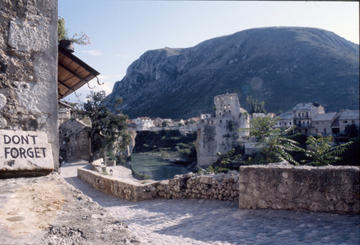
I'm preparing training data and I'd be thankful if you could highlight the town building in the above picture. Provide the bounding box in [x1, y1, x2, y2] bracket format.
[310, 112, 339, 136]
[58, 101, 73, 126]
[338, 110, 360, 135]
[132, 117, 155, 131]
[275, 111, 294, 129]
[293, 102, 325, 135]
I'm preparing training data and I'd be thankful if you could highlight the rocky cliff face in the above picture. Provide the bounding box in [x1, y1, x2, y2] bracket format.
[106, 27, 359, 119]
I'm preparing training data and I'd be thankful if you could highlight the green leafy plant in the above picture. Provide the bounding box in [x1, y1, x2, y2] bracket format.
[250, 116, 303, 165]
[303, 135, 352, 166]
[58, 17, 90, 45]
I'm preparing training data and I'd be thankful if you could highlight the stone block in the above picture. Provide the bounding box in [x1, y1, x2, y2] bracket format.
[0, 130, 53, 177]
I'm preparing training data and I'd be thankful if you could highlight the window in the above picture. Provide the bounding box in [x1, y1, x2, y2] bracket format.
[289, 122, 292, 125]
[344, 120, 348, 124]
[306, 112, 309, 117]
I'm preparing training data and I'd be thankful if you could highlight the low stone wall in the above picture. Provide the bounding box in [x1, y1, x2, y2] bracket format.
[78, 167, 239, 202]
[78, 168, 158, 201]
[78, 165, 360, 214]
[157, 172, 239, 201]
[238, 165, 360, 214]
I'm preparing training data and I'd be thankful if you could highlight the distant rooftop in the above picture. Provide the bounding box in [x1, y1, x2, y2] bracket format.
[312, 112, 337, 121]
[278, 111, 293, 120]
[339, 110, 360, 120]
[293, 102, 322, 110]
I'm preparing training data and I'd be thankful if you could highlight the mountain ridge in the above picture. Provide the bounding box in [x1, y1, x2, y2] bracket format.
[106, 27, 359, 119]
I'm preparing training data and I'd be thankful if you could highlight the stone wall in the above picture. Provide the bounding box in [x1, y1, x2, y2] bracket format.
[79, 165, 359, 214]
[0, 0, 59, 173]
[238, 165, 360, 214]
[78, 167, 239, 202]
[59, 119, 90, 162]
[78, 167, 159, 202]
[157, 172, 239, 201]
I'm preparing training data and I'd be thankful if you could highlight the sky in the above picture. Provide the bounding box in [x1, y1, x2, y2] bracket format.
[58, 1, 359, 103]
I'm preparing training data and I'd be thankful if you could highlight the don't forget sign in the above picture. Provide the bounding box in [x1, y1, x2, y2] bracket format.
[0, 130, 54, 171]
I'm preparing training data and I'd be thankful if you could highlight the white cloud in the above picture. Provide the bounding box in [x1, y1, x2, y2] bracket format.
[80, 49, 103, 56]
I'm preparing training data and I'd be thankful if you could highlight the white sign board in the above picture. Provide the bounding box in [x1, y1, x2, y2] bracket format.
[0, 130, 54, 171]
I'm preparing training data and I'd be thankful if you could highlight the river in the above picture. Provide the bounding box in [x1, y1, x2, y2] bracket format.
[130, 152, 190, 180]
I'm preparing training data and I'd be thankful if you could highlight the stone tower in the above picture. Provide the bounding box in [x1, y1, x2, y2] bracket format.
[196, 93, 250, 167]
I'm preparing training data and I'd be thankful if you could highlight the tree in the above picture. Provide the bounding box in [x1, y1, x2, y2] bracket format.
[303, 135, 352, 166]
[77, 91, 129, 162]
[246, 96, 266, 114]
[250, 116, 302, 165]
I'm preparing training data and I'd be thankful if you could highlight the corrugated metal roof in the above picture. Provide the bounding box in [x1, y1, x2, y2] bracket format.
[58, 46, 100, 99]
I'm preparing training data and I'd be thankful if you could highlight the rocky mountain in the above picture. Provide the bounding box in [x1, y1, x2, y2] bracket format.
[106, 27, 359, 119]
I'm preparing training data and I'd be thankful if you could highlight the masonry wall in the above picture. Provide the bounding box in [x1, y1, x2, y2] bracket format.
[79, 165, 359, 214]
[238, 165, 360, 214]
[59, 119, 90, 162]
[157, 172, 239, 201]
[78, 167, 239, 202]
[0, 0, 58, 171]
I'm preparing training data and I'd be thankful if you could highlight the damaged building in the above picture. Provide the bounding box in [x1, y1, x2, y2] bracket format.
[196, 93, 250, 166]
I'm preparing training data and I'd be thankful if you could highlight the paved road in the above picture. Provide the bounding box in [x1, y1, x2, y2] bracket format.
[61, 162, 360, 245]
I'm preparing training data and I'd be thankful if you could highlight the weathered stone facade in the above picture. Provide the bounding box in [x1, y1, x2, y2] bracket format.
[196, 93, 249, 166]
[59, 119, 90, 162]
[157, 172, 239, 201]
[0, 0, 59, 174]
[238, 165, 360, 214]
[58, 101, 72, 126]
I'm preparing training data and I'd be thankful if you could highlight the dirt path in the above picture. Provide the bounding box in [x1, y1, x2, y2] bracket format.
[61, 162, 360, 245]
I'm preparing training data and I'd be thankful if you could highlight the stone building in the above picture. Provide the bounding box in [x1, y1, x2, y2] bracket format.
[338, 110, 360, 135]
[293, 102, 325, 135]
[196, 93, 250, 166]
[0, 0, 58, 175]
[58, 101, 73, 126]
[310, 112, 338, 136]
[275, 111, 294, 129]
[132, 117, 155, 130]
[59, 119, 91, 162]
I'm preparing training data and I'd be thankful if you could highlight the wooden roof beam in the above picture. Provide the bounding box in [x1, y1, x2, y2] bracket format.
[58, 63, 85, 81]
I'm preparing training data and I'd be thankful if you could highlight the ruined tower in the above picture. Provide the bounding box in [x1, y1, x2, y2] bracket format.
[196, 93, 250, 167]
